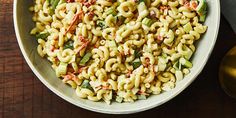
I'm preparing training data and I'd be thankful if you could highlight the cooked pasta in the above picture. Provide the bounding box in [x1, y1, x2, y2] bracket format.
[30, 0, 208, 104]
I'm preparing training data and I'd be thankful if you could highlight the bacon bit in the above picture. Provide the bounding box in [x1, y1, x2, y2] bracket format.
[54, 36, 59, 41]
[150, 65, 156, 73]
[75, 40, 90, 53]
[67, 65, 75, 73]
[184, 1, 191, 8]
[83, 0, 96, 7]
[62, 74, 72, 82]
[54, 57, 59, 65]
[93, 44, 99, 48]
[78, 35, 87, 42]
[157, 35, 163, 40]
[143, 63, 148, 68]
[142, 58, 150, 67]
[154, 59, 158, 65]
[145, 58, 150, 65]
[157, 35, 163, 44]
[132, 0, 139, 3]
[167, 46, 172, 49]
[63, 72, 79, 84]
[150, 10, 156, 17]
[124, 49, 131, 55]
[160, 6, 169, 10]
[93, 40, 100, 48]
[63, 72, 73, 80]
[64, 11, 84, 35]
[50, 46, 55, 52]
[138, 91, 149, 96]
[55, 57, 59, 61]
[76, 0, 84, 2]
[78, 66, 88, 73]
[119, 52, 126, 63]
[126, 70, 132, 77]
[67, 0, 75, 2]
[102, 85, 110, 90]
[87, 11, 94, 20]
[145, 58, 150, 63]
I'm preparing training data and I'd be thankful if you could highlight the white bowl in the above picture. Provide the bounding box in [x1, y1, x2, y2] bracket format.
[13, 0, 220, 114]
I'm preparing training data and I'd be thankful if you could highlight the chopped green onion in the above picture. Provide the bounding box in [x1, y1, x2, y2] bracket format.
[81, 80, 93, 91]
[63, 40, 74, 50]
[142, 18, 153, 27]
[196, 0, 207, 22]
[50, 0, 54, 5]
[60, 0, 66, 4]
[106, 7, 117, 16]
[144, 0, 151, 7]
[138, 2, 148, 18]
[162, 53, 168, 58]
[137, 95, 147, 100]
[79, 52, 92, 66]
[138, 0, 150, 6]
[196, 0, 207, 14]
[115, 96, 123, 103]
[179, 57, 193, 68]
[173, 61, 181, 70]
[52, 0, 60, 10]
[48, 8, 54, 15]
[55, 62, 68, 77]
[134, 50, 142, 58]
[46, 0, 51, 4]
[36, 32, 50, 40]
[138, 0, 145, 3]
[132, 58, 142, 69]
[199, 14, 206, 22]
[96, 20, 106, 29]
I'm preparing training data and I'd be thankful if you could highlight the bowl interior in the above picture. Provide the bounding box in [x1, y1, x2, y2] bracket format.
[14, 0, 220, 114]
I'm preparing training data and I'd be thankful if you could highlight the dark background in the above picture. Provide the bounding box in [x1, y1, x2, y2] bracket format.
[1, 0, 236, 118]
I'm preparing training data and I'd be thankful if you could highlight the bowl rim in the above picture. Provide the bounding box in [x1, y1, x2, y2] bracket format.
[13, 0, 221, 114]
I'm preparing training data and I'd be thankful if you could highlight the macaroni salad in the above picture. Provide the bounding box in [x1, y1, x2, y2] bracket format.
[30, 0, 208, 104]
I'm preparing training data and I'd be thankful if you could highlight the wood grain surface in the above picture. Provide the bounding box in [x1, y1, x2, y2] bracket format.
[1, 0, 236, 118]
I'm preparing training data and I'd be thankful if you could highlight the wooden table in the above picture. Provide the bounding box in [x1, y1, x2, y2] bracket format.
[1, 1, 236, 118]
